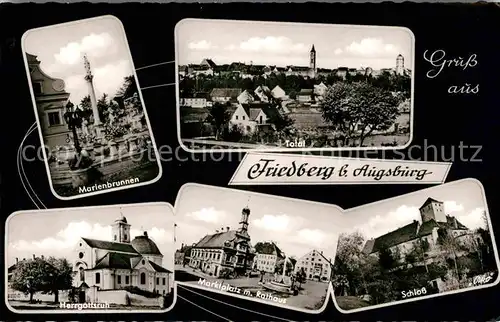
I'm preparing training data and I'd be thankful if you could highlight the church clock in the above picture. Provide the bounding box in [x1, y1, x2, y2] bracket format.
[52, 79, 65, 92]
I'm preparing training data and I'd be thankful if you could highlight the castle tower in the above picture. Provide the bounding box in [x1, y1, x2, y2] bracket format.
[419, 198, 447, 223]
[238, 206, 251, 238]
[83, 54, 104, 137]
[309, 45, 316, 70]
[396, 54, 404, 75]
[112, 214, 131, 243]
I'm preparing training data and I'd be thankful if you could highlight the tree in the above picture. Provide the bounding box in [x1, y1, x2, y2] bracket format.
[437, 228, 461, 279]
[321, 82, 401, 146]
[205, 103, 231, 140]
[97, 93, 110, 123]
[275, 257, 296, 275]
[332, 232, 368, 295]
[45, 257, 73, 303]
[10, 258, 57, 303]
[80, 95, 91, 111]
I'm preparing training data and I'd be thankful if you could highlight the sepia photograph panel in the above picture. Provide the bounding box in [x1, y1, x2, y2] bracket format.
[5, 203, 175, 313]
[175, 19, 414, 152]
[174, 183, 345, 313]
[22, 15, 162, 200]
[331, 179, 499, 313]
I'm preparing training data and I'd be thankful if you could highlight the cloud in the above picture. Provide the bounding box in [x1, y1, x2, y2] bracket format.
[444, 201, 464, 213]
[354, 205, 421, 238]
[252, 214, 291, 232]
[342, 38, 400, 57]
[54, 32, 116, 65]
[186, 207, 226, 223]
[457, 207, 486, 230]
[188, 40, 217, 51]
[334, 48, 343, 55]
[9, 221, 171, 258]
[234, 36, 309, 54]
[64, 59, 131, 104]
[296, 229, 331, 247]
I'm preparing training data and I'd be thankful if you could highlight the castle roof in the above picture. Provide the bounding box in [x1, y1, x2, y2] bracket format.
[419, 197, 442, 209]
[364, 215, 469, 254]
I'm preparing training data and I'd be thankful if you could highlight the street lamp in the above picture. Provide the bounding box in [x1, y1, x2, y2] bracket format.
[64, 101, 84, 154]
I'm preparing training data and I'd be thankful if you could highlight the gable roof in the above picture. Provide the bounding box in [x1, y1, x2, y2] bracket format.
[149, 261, 172, 273]
[81, 238, 139, 254]
[210, 88, 242, 99]
[201, 59, 217, 68]
[367, 215, 469, 254]
[419, 197, 443, 210]
[194, 229, 250, 249]
[240, 103, 280, 121]
[93, 252, 141, 270]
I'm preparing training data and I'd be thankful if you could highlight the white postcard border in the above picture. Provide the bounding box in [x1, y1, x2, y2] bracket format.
[4, 201, 177, 314]
[174, 18, 416, 153]
[21, 15, 164, 201]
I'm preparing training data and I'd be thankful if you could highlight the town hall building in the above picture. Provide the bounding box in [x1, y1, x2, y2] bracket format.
[188, 206, 255, 278]
[73, 215, 172, 300]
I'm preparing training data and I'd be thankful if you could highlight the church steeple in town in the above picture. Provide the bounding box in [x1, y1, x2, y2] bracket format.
[112, 212, 131, 243]
[309, 44, 317, 77]
[238, 205, 251, 237]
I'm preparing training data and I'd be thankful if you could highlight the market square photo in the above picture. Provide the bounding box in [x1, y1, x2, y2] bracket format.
[5, 203, 175, 313]
[175, 19, 414, 152]
[173, 184, 345, 313]
[22, 15, 162, 199]
[331, 179, 499, 313]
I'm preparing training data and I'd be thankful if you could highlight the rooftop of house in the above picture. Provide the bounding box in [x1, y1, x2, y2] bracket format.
[193, 229, 251, 249]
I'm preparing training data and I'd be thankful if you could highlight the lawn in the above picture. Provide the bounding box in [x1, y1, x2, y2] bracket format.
[335, 296, 371, 310]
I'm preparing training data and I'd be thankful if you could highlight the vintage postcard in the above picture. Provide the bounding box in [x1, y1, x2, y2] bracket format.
[5, 202, 175, 313]
[331, 179, 499, 313]
[175, 18, 415, 152]
[21, 15, 162, 200]
[173, 183, 345, 313]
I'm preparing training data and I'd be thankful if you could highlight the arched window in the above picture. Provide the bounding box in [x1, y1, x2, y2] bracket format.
[140, 272, 146, 284]
[79, 267, 85, 282]
[124, 234, 128, 241]
[114, 235, 117, 241]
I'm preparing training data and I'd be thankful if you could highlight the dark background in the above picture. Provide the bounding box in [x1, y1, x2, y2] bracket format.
[0, 2, 499, 321]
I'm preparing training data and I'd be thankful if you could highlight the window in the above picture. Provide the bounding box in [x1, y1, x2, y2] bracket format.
[124, 234, 128, 241]
[163, 290, 166, 295]
[114, 235, 117, 241]
[156, 277, 159, 284]
[235, 115, 238, 120]
[163, 277, 166, 285]
[117, 275, 121, 284]
[95, 272, 101, 284]
[79, 267, 85, 282]
[142, 259, 146, 265]
[32, 82, 42, 95]
[242, 116, 246, 120]
[259, 115, 263, 123]
[125, 276, 129, 284]
[47, 112, 61, 126]
[78, 252, 84, 259]
[140, 272, 146, 284]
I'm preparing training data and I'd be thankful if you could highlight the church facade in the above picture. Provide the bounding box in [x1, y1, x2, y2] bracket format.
[26, 53, 71, 149]
[73, 215, 172, 298]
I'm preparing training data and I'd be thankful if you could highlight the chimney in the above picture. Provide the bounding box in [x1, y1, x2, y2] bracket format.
[15, 258, 18, 264]
[144, 231, 148, 237]
[320, 251, 323, 255]
[226, 226, 230, 232]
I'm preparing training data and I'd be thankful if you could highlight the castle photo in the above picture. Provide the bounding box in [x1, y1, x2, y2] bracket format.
[22, 16, 161, 199]
[174, 184, 341, 312]
[331, 180, 499, 312]
[176, 19, 414, 151]
[6, 203, 175, 312]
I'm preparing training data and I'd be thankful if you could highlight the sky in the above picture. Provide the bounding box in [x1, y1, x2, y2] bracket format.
[6, 203, 175, 273]
[23, 16, 135, 105]
[341, 179, 490, 240]
[175, 185, 346, 262]
[176, 19, 414, 70]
